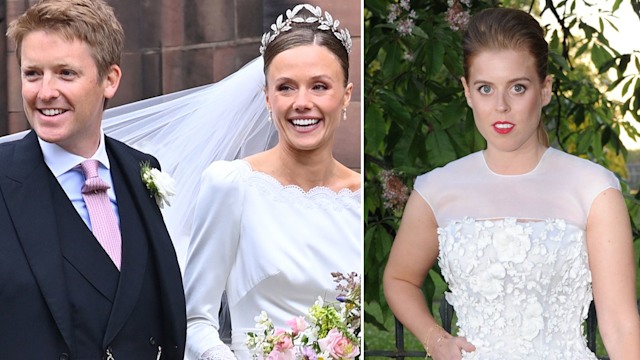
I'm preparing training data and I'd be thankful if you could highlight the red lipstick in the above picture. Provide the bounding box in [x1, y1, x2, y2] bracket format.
[493, 121, 514, 134]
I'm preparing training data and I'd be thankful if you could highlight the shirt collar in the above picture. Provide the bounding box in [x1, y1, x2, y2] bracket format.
[38, 131, 111, 177]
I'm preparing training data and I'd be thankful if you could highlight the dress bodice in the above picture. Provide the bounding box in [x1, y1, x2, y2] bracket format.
[438, 218, 596, 359]
[413, 148, 620, 359]
[184, 160, 361, 360]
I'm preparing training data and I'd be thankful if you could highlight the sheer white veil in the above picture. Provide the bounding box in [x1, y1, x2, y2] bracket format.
[0, 56, 277, 269]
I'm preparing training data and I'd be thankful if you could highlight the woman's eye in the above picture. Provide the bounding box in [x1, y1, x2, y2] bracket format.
[513, 84, 526, 93]
[277, 84, 294, 92]
[312, 83, 328, 91]
[478, 85, 492, 94]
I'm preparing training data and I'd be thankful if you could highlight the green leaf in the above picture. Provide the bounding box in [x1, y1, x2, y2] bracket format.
[365, 104, 386, 154]
[426, 131, 457, 167]
[382, 41, 402, 78]
[612, 0, 623, 12]
[429, 41, 445, 77]
[363, 301, 388, 331]
[591, 44, 612, 70]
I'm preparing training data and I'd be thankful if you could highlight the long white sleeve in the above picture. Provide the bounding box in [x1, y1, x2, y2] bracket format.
[184, 161, 245, 360]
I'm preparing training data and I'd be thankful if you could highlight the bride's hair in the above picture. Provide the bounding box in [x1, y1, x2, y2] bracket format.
[261, 6, 351, 86]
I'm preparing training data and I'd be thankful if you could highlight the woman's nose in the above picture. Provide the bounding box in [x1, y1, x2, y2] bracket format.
[293, 89, 312, 111]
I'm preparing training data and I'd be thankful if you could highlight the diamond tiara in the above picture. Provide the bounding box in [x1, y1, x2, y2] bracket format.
[259, 4, 352, 55]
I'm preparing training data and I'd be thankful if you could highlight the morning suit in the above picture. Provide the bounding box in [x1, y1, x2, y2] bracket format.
[0, 131, 186, 359]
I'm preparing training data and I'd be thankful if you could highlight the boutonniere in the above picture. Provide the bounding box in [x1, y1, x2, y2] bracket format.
[140, 161, 176, 209]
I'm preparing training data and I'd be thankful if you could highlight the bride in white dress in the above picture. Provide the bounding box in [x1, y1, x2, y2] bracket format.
[182, 4, 361, 360]
[383, 8, 640, 360]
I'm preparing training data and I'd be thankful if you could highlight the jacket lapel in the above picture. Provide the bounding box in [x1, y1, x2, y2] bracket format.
[1, 131, 74, 350]
[102, 137, 186, 353]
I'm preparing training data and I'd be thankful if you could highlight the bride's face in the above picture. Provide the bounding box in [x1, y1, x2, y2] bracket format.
[265, 44, 353, 153]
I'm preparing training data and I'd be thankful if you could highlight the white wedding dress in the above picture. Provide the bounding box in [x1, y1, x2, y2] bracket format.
[414, 147, 619, 359]
[183, 160, 362, 360]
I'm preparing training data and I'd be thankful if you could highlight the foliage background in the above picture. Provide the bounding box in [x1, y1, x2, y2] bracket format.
[364, 0, 640, 356]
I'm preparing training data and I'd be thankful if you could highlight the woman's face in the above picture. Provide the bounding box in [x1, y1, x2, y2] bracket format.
[265, 44, 352, 154]
[461, 49, 551, 154]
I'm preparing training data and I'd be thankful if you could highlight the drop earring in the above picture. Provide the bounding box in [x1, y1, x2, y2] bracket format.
[268, 110, 272, 122]
[342, 108, 347, 121]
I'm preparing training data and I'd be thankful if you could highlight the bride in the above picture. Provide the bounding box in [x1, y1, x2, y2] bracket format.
[182, 4, 361, 360]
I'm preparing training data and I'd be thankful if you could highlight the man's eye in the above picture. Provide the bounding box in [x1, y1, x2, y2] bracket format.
[60, 70, 76, 78]
[23, 70, 39, 79]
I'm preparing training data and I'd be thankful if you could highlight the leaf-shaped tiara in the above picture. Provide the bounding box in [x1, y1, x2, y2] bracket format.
[259, 4, 352, 55]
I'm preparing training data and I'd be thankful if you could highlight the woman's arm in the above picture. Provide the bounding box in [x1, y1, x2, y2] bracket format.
[383, 191, 474, 359]
[183, 162, 244, 360]
[587, 188, 640, 359]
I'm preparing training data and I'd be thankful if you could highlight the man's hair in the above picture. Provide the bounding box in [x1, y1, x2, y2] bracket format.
[6, 0, 124, 80]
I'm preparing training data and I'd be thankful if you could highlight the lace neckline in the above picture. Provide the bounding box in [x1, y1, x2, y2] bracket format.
[237, 159, 362, 198]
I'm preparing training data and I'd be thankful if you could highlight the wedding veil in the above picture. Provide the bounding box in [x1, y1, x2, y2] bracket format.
[0, 56, 277, 268]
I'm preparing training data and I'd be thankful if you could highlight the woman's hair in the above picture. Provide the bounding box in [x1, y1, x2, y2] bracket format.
[462, 7, 549, 145]
[262, 9, 350, 87]
[6, 0, 124, 81]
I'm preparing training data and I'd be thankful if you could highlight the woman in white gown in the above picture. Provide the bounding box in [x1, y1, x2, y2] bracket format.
[182, 4, 361, 360]
[383, 8, 640, 360]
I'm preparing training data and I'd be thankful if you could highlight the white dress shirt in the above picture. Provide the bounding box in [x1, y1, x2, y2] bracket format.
[38, 132, 120, 230]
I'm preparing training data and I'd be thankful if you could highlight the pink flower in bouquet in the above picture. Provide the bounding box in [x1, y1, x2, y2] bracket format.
[286, 316, 309, 336]
[318, 329, 360, 359]
[267, 349, 295, 360]
[299, 346, 318, 360]
[273, 328, 294, 352]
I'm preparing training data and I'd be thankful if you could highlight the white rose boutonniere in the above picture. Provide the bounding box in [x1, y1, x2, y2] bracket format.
[140, 161, 176, 209]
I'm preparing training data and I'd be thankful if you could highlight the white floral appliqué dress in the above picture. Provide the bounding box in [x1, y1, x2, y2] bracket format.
[414, 148, 619, 359]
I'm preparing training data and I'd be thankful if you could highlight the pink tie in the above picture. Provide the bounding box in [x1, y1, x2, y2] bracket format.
[80, 159, 122, 270]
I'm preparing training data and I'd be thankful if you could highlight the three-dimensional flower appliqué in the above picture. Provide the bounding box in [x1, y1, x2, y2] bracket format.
[140, 161, 176, 209]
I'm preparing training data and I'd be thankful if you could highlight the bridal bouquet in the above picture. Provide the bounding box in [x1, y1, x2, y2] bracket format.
[247, 272, 361, 360]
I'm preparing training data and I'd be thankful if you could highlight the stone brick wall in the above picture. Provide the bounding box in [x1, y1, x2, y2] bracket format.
[1, 0, 361, 171]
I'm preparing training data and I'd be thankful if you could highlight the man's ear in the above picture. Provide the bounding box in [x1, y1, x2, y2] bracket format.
[103, 64, 122, 100]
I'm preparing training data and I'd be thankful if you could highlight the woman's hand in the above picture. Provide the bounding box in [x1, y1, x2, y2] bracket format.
[426, 332, 476, 360]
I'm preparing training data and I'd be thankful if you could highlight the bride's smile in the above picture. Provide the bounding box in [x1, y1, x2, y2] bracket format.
[265, 44, 352, 153]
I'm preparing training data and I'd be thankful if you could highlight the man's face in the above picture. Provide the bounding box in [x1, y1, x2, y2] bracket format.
[19, 30, 121, 157]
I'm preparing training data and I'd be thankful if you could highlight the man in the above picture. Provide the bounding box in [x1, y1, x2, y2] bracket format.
[0, 0, 186, 358]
